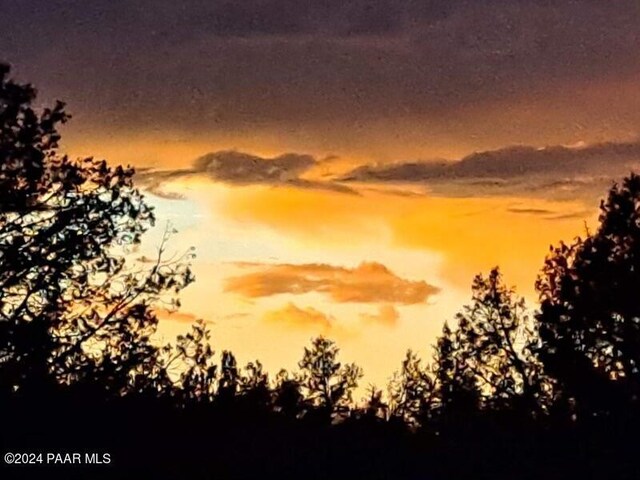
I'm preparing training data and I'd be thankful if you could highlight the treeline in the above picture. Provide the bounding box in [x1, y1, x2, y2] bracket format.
[2, 63, 640, 479]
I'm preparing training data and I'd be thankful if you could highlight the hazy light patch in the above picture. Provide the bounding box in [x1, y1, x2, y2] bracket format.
[138, 179, 448, 388]
[140, 171, 597, 390]
[220, 184, 594, 296]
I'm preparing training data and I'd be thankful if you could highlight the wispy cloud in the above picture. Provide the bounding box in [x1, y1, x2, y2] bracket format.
[262, 302, 400, 338]
[155, 308, 211, 325]
[263, 302, 333, 332]
[135, 150, 357, 198]
[225, 261, 439, 305]
[359, 304, 399, 327]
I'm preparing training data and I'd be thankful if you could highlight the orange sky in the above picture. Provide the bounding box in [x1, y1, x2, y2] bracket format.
[119, 175, 600, 392]
[6, 0, 640, 392]
[52, 83, 634, 391]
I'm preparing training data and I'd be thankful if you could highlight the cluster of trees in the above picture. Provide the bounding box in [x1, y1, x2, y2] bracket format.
[2, 63, 640, 479]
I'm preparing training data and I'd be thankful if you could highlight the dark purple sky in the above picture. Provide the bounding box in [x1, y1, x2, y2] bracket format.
[2, 0, 640, 163]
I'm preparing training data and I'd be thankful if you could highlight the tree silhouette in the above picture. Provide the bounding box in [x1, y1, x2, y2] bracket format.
[0, 63, 193, 396]
[217, 350, 240, 404]
[237, 360, 272, 411]
[170, 320, 217, 404]
[273, 368, 306, 419]
[388, 270, 549, 429]
[359, 385, 388, 421]
[298, 336, 363, 420]
[431, 322, 481, 427]
[454, 268, 548, 415]
[536, 174, 640, 419]
[387, 350, 436, 427]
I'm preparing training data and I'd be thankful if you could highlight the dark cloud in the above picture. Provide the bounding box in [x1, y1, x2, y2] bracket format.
[137, 140, 640, 202]
[135, 151, 357, 196]
[0, 0, 456, 45]
[1, 0, 638, 147]
[194, 151, 315, 183]
[506, 207, 555, 216]
[338, 140, 640, 201]
[135, 168, 191, 200]
[341, 142, 640, 181]
[505, 207, 593, 221]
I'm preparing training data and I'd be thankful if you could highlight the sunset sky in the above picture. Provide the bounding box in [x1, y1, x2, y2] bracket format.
[2, 0, 640, 390]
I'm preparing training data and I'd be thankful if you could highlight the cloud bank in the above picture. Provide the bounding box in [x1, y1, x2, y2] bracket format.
[138, 140, 640, 202]
[339, 141, 640, 201]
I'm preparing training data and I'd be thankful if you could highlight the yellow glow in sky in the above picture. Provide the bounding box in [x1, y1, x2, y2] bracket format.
[136, 178, 597, 391]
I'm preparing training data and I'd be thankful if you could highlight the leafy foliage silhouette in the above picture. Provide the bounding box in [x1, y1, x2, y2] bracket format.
[0, 64, 193, 400]
[453, 269, 549, 414]
[297, 336, 363, 421]
[536, 173, 640, 419]
[1, 63, 640, 479]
